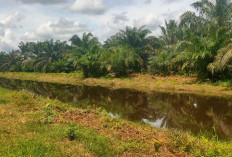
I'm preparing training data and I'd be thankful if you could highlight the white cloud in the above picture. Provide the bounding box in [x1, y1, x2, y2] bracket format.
[97, 12, 130, 41]
[0, 12, 24, 29]
[17, 0, 68, 5]
[0, 0, 197, 50]
[133, 13, 162, 31]
[144, 0, 152, 4]
[69, 0, 108, 15]
[0, 29, 17, 51]
[161, 0, 182, 4]
[0, 12, 25, 51]
[21, 18, 91, 42]
[112, 12, 128, 24]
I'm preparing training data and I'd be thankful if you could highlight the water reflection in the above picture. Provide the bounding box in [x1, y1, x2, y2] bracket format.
[0, 77, 232, 140]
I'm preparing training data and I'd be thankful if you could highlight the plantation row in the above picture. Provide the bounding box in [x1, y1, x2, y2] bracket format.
[0, 0, 231, 81]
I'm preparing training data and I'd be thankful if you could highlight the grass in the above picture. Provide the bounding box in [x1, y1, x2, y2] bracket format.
[64, 125, 115, 157]
[0, 72, 232, 97]
[0, 87, 232, 156]
[211, 80, 232, 87]
[0, 88, 10, 105]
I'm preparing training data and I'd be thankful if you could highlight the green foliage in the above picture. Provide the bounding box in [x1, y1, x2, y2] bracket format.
[2, 139, 57, 157]
[108, 46, 142, 77]
[149, 48, 176, 75]
[10, 91, 35, 107]
[50, 59, 71, 73]
[0, 88, 10, 105]
[40, 103, 56, 124]
[170, 132, 232, 157]
[67, 33, 108, 78]
[154, 142, 160, 152]
[149, 0, 232, 80]
[0, 0, 231, 81]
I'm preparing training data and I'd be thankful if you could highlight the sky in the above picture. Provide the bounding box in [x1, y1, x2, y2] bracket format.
[0, 0, 197, 52]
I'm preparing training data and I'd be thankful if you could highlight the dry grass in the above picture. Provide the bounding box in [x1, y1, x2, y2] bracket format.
[0, 87, 232, 156]
[0, 72, 231, 97]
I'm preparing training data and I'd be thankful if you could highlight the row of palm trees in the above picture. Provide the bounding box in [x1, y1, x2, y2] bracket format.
[0, 0, 231, 81]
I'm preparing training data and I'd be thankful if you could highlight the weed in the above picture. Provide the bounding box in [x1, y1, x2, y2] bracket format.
[64, 125, 115, 157]
[10, 91, 35, 107]
[1, 139, 57, 157]
[64, 126, 76, 141]
[40, 103, 56, 124]
[154, 142, 160, 152]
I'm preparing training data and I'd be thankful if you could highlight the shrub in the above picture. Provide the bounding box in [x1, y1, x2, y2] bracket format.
[108, 47, 142, 77]
[40, 103, 56, 124]
[11, 91, 35, 107]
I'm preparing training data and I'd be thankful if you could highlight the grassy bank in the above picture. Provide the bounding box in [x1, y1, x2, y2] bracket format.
[0, 87, 232, 156]
[0, 72, 232, 97]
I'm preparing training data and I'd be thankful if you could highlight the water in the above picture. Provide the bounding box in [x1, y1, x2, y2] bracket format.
[0, 77, 232, 140]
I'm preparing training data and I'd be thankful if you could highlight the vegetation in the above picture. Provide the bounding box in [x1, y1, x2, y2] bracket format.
[1, 72, 232, 97]
[0, 87, 232, 156]
[0, 0, 231, 82]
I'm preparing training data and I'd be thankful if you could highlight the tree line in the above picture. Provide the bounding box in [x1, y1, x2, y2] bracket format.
[0, 0, 231, 81]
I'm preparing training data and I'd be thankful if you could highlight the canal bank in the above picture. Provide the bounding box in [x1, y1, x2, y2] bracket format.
[0, 72, 232, 97]
[0, 86, 232, 156]
[0, 77, 232, 140]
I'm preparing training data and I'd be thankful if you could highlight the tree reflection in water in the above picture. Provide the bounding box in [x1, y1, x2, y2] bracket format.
[0, 77, 231, 140]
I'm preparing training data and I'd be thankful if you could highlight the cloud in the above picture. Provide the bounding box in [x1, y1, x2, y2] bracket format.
[0, 0, 196, 51]
[0, 12, 25, 29]
[17, 0, 68, 5]
[112, 12, 128, 24]
[0, 29, 17, 51]
[133, 13, 162, 31]
[69, 0, 108, 15]
[144, 0, 152, 4]
[104, 0, 135, 7]
[161, 0, 182, 4]
[107, 12, 129, 31]
[96, 12, 130, 41]
[0, 12, 25, 51]
[21, 18, 91, 41]
[161, 10, 184, 21]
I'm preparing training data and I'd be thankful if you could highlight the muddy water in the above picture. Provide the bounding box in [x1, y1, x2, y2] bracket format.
[0, 77, 232, 140]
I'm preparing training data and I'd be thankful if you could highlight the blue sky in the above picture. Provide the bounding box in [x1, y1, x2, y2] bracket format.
[0, 0, 197, 52]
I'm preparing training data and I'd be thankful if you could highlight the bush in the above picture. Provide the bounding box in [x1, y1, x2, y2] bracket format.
[40, 103, 56, 124]
[108, 47, 142, 77]
[11, 91, 35, 107]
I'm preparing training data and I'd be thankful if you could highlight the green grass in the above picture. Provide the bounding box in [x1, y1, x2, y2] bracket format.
[2, 139, 58, 157]
[0, 86, 232, 156]
[212, 80, 232, 87]
[0, 88, 10, 105]
[64, 125, 115, 157]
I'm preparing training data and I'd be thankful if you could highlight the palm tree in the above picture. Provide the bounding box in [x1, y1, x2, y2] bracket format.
[174, 0, 232, 79]
[69, 33, 100, 54]
[50, 59, 71, 73]
[23, 40, 69, 72]
[67, 33, 105, 77]
[0, 51, 22, 72]
[67, 33, 100, 69]
[112, 26, 156, 71]
[159, 20, 182, 46]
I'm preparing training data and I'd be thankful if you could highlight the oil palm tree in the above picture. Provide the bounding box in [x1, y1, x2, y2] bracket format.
[23, 40, 68, 72]
[159, 20, 182, 46]
[113, 26, 156, 70]
[67, 33, 100, 69]
[67, 33, 105, 77]
[0, 51, 22, 72]
[168, 0, 232, 79]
